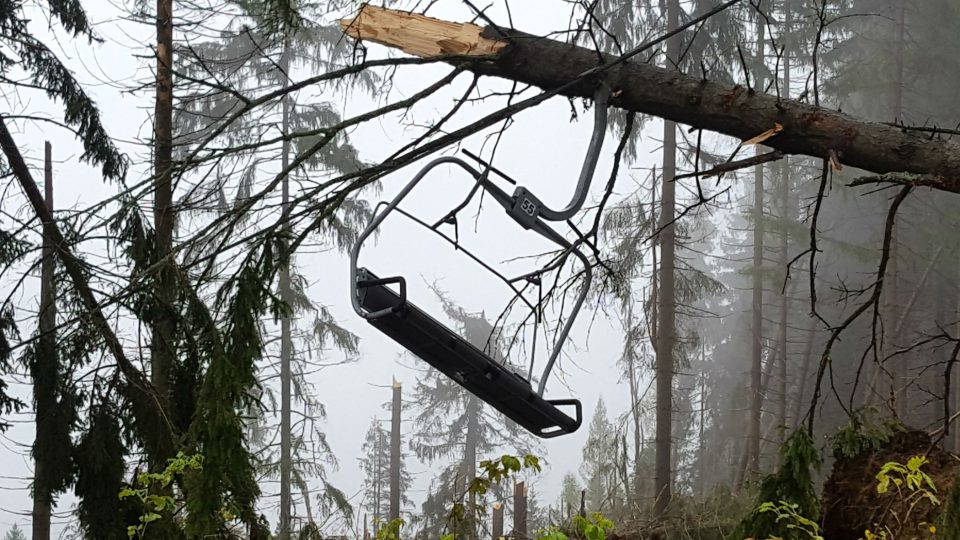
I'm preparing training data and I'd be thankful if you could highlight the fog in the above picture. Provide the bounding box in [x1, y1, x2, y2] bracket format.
[0, 0, 958, 538]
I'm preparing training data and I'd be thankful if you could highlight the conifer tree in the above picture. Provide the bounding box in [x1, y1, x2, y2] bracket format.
[359, 418, 413, 531]
[409, 294, 533, 539]
[580, 398, 620, 514]
[174, 1, 370, 535]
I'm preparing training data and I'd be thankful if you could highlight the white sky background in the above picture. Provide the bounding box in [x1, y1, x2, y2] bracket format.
[0, 0, 689, 534]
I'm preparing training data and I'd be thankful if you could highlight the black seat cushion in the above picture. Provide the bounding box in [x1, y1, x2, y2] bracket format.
[357, 268, 581, 438]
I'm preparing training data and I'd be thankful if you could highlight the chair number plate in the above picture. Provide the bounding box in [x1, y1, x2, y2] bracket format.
[520, 198, 538, 217]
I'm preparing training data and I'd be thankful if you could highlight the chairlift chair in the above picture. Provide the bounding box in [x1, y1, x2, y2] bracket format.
[350, 87, 610, 438]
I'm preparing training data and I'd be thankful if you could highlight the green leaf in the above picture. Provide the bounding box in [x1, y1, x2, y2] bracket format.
[450, 502, 465, 522]
[501, 455, 521, 472]
[907, 455, 928, 472]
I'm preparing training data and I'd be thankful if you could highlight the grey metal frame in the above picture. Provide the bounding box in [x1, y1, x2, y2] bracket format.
[349, 88, 609, 396]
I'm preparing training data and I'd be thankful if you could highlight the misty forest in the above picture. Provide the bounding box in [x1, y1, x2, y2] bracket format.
[2, 0, 960, 539]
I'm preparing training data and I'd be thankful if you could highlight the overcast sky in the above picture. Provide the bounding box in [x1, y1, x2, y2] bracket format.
[0, 1, 671, 534]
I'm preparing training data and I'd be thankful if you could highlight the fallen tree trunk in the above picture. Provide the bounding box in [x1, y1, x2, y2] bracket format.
[341, 5, 960, 193]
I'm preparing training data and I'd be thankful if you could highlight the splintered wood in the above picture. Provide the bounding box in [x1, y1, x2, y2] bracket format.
[340, 4, 506, 58]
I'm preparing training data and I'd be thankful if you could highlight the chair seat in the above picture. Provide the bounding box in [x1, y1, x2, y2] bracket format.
[357, 268, 581, 438]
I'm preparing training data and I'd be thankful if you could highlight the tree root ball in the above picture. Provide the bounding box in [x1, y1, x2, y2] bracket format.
[822, 429, 959, 540]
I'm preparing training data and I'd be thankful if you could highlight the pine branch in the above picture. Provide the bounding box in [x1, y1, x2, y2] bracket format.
[0, 114, 175, 452]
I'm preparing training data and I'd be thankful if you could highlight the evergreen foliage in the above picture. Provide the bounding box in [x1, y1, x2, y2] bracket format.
[733, 430, 821, 540]
[73, 405, 136, 539]
[830, 410, 899, 461]
[581, 398, 621, 514]
[173, 0, 369, 532]
[940, 473, 960, 540]
[0, 0, 126, 180]
[409, 292, 534, 538]
[0, 301, 23, 432]
[560, 472, 583, 516]
[359, 417, 414, 526]
[4, 0, 960, 537]
[2, 524, 25, 540]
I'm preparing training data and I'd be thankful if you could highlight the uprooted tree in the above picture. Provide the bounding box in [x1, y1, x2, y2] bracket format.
[340, 5, 960, 191]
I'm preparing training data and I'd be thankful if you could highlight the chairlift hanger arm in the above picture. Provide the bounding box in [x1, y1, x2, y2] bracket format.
[538, 88, 609, 221]
[503, 87, 609, 228]
[349, 88, 609, 438]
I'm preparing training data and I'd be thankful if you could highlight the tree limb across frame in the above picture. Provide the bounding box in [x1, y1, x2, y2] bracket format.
[341, 5, 960, 193]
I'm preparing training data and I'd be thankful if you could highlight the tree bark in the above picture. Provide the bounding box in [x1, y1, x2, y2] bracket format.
[620, 433, 630, 513]
[492, 503, 503, 540]
[747, 12, 767, 482]
[374, 423, 382, 533]
[513, 481, 527, 540]
[389, 380, 402, 523]
[653, 0, 678, 518]
[463, 395, 480, 540]
[748, 161, 764, 479]
[792, 317, 817, 428]
[152, 0, 176, 474]
[776, 209, 789, 459]
[279, 38, 294, 540]
[32, 141, 55, 540]
[626, 341, 641, 500]
[776, 8, 792, 461]
[340, 6, 960, 190]
[955, 242, 960, 452]
[697, 350, 706, 499]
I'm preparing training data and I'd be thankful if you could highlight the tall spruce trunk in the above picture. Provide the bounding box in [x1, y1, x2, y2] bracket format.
[389, 381, 402, 522]
[278, 39, 294, 540]
[697, 348, 706, 499]
[627, 343, 641, 502]
[747, 156, 764, 477]
[620, 433, 630, 512]
[150, 3, 177, 537]
[32, 142, 55, 540]
[374, 423, 383, 534]
[152, 0, 175, 459]
[955, 243, 960, 451]
[792, 318, 817, 428]
[464, 395, 480, 540]
[746, 12, 767, 483]
[653, 0, 679, 517]
[888, 0, 906, 420]
[775, 7, 792, 460]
